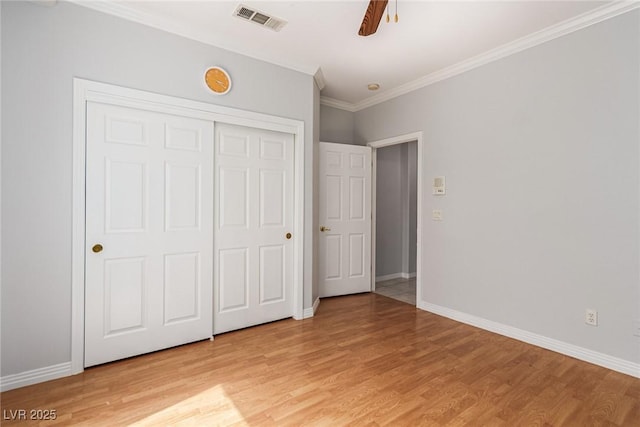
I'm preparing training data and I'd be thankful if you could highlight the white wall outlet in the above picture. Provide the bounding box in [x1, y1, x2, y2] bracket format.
[432, 209, 443, 221]
[585, 309, 598, 326]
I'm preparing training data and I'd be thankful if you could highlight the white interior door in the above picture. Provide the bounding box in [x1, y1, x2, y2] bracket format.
[319, 142, 372, 297]
[85, 102, 213, 367]
[214, 123, 294, 334]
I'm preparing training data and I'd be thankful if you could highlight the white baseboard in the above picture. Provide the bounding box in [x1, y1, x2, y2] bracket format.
[3, 297, 322, 392]
[417, 300, 640, 379]
[376, 273, 402, 282]
[0, 362, 73, 392]
[376, 272, 416, 282]
[302, 297, 320, 319]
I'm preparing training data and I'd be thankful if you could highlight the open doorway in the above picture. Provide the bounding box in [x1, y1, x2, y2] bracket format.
[373, 141, 417, 304]
[368, 132, 423, 307]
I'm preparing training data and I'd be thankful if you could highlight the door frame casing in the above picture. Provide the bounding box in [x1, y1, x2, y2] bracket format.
[367, 132, 423, 303]
[72, 78, 305, 374]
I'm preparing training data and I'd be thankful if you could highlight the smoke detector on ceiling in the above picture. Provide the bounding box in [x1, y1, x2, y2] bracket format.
[233, 4, 287, 32]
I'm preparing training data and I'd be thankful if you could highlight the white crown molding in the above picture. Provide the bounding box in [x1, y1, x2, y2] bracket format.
[319, 96, 357, 113]
[29, 0, 58, 6]
[313, 68, 326, 91]
[70, 1, 638, 112]
[418, 300, 640, 379]
[67, 0, 319, 77]
[322, 1, 640, 112]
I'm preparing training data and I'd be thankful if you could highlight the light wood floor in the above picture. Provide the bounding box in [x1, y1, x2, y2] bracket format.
[2, 293, 639, 426]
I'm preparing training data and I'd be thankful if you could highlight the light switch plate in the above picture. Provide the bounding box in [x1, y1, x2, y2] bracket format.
[432, 209, 443, 221]
[433, 176, 445, 195]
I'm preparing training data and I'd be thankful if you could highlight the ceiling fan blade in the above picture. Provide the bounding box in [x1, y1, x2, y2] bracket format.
[358, 0, 389, 36]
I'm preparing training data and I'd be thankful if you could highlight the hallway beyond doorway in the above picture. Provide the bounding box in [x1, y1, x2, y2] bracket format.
[374, 277, 416, 305]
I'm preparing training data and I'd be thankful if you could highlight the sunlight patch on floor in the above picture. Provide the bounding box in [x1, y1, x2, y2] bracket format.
[132, 384, 248, 426]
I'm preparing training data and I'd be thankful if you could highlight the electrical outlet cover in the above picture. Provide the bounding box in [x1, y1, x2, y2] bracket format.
[585, 309, 598, 326]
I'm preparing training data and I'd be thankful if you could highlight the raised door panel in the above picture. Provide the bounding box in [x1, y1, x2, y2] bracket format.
[325, 150, 342, 169]
[259, 137, 285, 160]
[219, 133, 249, 158]
[165, 163, 201, 231]
[259, 245, 285, 304]
[349, 234, 365, 278]
[106, 116, 147, 146]
[325, 235, 342, 280]
[164, 253, 200, 324]
[350, 153, 365, 170]
[349, 177, 365, 221]
[105, 159, 147, 233]
[165, 123, 201, 152]
[219, 248, 249, 312]
[260, 170, 285, 227]
[325, 175, 342, 221]
[219, 168, 249, 229]
[103, 257, 146, 335]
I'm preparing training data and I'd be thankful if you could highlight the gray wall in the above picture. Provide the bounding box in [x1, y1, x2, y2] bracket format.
[376, 143, 417, 278]
[376, 145, 403, 277]
[319, 104, 358, 144]
[356, 11, 640, 363]
[1, 2, 315, 377]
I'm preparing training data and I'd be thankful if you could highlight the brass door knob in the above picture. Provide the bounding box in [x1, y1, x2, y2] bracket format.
[92, 244, 103, 253]
[320, 226, 331, 232]
[286, 232, 292, 239]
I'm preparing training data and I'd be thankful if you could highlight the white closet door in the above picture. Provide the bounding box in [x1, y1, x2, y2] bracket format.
[85, 102, 213, 367]
[214, 123, 294, 334]
[318, 142, 372, 297]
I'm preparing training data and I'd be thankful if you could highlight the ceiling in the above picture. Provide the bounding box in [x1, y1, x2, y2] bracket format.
[77, 1, 622, 110]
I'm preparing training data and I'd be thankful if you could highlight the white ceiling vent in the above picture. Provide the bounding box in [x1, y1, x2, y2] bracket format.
[233, 4, 287, 32]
